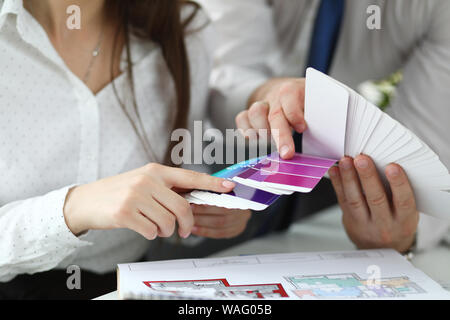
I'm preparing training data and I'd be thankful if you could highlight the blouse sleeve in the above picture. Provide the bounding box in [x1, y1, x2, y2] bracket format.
[0, 186, 92, 282]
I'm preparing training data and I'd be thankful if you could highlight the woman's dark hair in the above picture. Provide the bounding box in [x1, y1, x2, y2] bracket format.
[107, 0, 200, 164]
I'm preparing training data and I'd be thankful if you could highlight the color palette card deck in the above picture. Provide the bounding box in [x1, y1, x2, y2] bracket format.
[186, 68, 450, 219]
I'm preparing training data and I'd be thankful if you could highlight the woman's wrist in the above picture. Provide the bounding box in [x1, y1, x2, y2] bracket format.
[63, 186, 88, 236]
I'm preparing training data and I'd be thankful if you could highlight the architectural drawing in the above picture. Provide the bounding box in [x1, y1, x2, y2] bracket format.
[143, 278, 289, 299]
[286, 273, 425, 299]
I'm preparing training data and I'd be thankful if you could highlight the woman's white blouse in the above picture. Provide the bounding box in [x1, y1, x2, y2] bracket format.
[0, 0, 214, 281]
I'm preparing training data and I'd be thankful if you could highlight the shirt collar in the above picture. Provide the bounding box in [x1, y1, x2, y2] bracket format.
[0, 0, 68, 74]
[0, 0, 24, 30]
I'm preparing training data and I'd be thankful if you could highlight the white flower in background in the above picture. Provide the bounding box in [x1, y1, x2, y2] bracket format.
[357, 72, 403, 110]
[358, 81, 384, 106]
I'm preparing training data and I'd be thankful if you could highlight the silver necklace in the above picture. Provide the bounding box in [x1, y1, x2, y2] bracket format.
[82, 27, 104, 84]
[28, 0, 105, 84]
[29, 1, 159, 162]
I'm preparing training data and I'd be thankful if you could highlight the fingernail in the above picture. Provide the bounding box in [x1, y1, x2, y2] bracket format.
[328, 167, 337, 177]
[251, 101, 261, 108]
[295, 123, 305, 132]
[386, 165, 400, 177]
[355, 158, 369, 169]
[339, 158, 352, 170]
[252, 101, 268, 108]
[280, 145, 290, 157]
[222, 180, 235, 188]
[181, 231, 191, 239]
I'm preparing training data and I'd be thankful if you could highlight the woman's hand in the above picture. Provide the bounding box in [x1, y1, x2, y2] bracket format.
[190, 205, 252, 239]
[63, 163, 235, 240]
[235, 78, 306, 159]
[329, 155, 419, 253]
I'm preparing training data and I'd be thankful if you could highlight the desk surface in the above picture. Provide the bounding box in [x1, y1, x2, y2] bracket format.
[95, 205, 450, 300]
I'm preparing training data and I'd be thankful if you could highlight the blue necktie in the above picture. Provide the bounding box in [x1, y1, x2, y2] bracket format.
[293, 0, 345, 152]
[256, 0, 345, 237]
[306, 0, 345, 73]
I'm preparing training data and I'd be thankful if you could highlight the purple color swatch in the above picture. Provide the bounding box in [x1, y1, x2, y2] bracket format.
[193, 152, 337, 209]
[268, 152, 337, 167]
[236, 152, 337, 192]
[226, 182, 280, 206]
[238, 167, 321, 190]
[254, 160, 329, 178]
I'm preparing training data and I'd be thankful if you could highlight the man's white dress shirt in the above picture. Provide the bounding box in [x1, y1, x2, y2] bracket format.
[0, 0, 213, 281]
[199, 0, 450, 251]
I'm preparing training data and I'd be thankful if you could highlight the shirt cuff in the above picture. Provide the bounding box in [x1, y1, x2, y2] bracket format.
[39, 185, 93, 251]
[416, 212, 450, 251]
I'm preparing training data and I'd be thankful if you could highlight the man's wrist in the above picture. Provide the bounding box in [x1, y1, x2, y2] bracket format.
[247, 77, 292, 107]
[402, 233, 417, 260]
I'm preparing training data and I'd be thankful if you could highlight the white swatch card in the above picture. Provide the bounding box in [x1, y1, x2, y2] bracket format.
[303, 68, 450, 220]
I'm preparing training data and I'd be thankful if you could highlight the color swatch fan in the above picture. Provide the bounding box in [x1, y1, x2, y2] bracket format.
[302, 68, 450, 220]
[186, 68, 450, 220]
[185, 153, 337, 211]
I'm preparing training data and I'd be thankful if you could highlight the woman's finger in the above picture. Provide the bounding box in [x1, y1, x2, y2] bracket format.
[156, 166, 235, 193]
[137, 196, 177, 238]
[151, 188, 194, 238]
[124, 211, 158, 240]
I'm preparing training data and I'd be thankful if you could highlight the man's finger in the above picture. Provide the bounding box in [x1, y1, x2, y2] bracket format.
[192, 205, 250, 227]
[354, 155, 392, 227]
[339, 157, 370, 221]
[235, 110, 252, 137]
[191, 204, 226, 214]
[268, 105, 295, 159]
[385, 164, 418, 220]
[279, 81, 306, 133]
[194, 214, 242, 229]
[248, 102, 271, 139]
[329, 166, 347, 210]
[191, 224, 246, 239]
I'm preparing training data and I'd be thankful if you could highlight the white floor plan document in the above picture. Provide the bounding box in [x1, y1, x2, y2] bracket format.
[117, 249, 450, 300]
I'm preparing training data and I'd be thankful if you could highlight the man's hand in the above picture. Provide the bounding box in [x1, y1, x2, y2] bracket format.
[191, 205, 251, 239]
[235, 78, 306, 159]
[329, 155, 419, 253]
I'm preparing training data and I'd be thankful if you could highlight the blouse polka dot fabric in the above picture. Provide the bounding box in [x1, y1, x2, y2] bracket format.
[0, 0, 214, 281]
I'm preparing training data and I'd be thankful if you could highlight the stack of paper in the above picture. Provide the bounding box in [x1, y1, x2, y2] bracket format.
[186, 68, 450, 219]
[117, 249, 450, 300]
